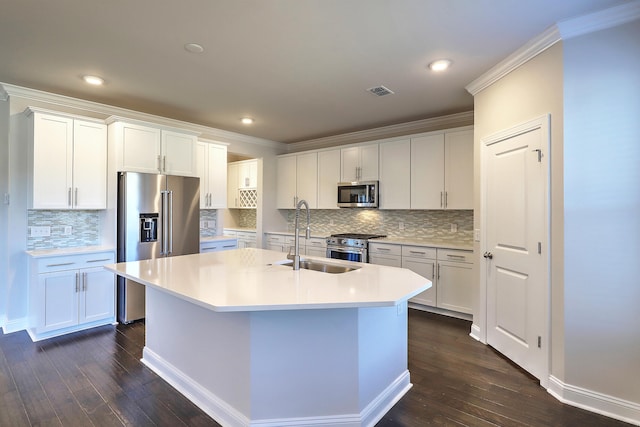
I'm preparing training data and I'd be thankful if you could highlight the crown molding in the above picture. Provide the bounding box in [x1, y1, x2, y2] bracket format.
[466, 2, 640, 96]
[287, 111, 474, 152]
[0, 82, 285, 150]
[465, 25, 561, 96]
[0, 86, 8, 101]
[557, 1, 640, 39]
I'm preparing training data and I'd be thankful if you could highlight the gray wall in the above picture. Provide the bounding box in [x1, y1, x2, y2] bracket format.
[563, 19, 640, 404]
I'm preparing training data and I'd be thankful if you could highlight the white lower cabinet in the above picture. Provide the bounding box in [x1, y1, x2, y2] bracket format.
[199, 239, 238, 253]
[264, 233, 327, 257]
[28, 251, 115, 341]
[228, 231, 257, 248]
[402, 246, 437, 307]
[369, 242, 473, 317]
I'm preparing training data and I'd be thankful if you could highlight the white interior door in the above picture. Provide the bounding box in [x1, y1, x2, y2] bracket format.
[483, 115, 549, 384]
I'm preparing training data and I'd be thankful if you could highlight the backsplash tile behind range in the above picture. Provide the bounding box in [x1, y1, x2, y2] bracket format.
[27, 210, 100, 250]
[286, 209, 473, 244]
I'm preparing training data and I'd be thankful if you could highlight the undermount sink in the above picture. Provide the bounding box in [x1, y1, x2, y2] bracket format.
[278, 259, 361, 274]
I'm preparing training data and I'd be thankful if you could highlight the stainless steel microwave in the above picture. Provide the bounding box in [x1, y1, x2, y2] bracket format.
[337, 181, 378, 208]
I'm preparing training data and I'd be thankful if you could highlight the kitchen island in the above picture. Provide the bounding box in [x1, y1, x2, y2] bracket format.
[105, 248, 430, 427]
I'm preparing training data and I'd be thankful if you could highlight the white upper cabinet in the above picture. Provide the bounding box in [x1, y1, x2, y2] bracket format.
[379, 139, 411, 209]
[341, 144, 378, 182]
[196, 141, 227, 209]
[27, 109, 107, 210]
[443, 129, 473, 209]
[317, 149, 341, 209]
[296, 152, 318, 208]
[276, 153, 318, 209]
[227, 159, 258, 208]
[411, 134, 445, 209]
[109, 119, 198, 176]
[238, 159, 258, 189]
[411, 128, 473, 210]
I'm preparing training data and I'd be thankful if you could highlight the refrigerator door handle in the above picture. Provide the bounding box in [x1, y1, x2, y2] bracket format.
[168, 190, 173, 255]
[160, 190, 168, 255]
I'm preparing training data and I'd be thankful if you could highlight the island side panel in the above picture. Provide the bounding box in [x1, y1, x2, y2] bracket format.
[143, 287, 252, 424]
[357, 302, 411, 423]
[248, 308, 360, 420]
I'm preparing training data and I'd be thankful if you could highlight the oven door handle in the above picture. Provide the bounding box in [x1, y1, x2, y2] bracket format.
[328, 247, 365, 254]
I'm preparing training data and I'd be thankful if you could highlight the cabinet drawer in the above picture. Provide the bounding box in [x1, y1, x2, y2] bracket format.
[402, 245, 437, 259]
[37, 252, 115, 273]
[237, 232, 257, 242]
[265, 234, 286, 244]
[368, 243, 401, 256]
[437, 249, 473, 264]
[305, 237, 326, 249]
[200, 239, 238, 253]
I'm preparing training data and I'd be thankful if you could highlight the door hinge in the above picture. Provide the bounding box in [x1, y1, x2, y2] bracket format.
[533, 148, 542, 162]
[538, 336, 542, 348]
[538, 242, 542, 254]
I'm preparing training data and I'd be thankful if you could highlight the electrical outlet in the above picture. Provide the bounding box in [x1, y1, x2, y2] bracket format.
[474, 229, 481, 242]
[398, 222, 405, 231]
[30, 226, 51, 237]
[450, 223, 458, 232]
[63, 226, 72, 235]
[329, 219, 334, 226]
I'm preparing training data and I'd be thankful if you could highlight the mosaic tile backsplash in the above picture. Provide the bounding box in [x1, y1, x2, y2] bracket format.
[27, 210, 100, 250]
[285, 209, 474, 244]
[199, 209, 218, 237]
[237, 209, 257, 228]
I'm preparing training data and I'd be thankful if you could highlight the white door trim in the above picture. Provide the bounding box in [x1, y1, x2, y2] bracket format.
[479, 114, 551, 387]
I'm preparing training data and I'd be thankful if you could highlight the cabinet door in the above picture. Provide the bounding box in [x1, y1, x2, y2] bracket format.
[404, 258, 436, 306]
[121, 123, 162, 173]
[73, 120, 107, 209]
[237, 160, 257, 189]
[437, 261, 473, 314]
[208, 144, 227, 208]
[276, 156, 297, 208]
[411, 134, 445, 209]
[38, 270, 79, 333]
[162, 130, 197, 176]
[227, 163, 239, 208]
[296, 152, 318, 208]
[379, 140, 410, 209]
[359, 144, 379, 181]
[196, 142, 209, 208]
[340, 147, 360, 182]
[317, 149, 341, 209]
[444, 129, 473, 209]
[31, 113, 73, 209]
[79, 267, 115, 324]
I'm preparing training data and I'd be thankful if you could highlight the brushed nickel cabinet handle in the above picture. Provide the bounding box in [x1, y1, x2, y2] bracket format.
[68, 188, 72, 206]
[75, 272, 80, 293]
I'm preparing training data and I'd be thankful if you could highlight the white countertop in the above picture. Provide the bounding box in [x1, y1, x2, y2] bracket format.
[200, 235, 238, 242]
[26, 245, 115, 258]
[105, 248, 430, 312]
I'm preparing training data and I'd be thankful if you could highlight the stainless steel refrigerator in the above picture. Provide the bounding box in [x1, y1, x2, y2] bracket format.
[117, 172, 200, 323]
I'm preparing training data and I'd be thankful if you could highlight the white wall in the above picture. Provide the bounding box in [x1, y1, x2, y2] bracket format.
[0, 98, 8, 327]
[563, 19, 640, 405]
[473, 43, 566, 379]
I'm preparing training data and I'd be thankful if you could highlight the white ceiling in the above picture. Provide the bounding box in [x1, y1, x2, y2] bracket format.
[0, 0, 630, 143]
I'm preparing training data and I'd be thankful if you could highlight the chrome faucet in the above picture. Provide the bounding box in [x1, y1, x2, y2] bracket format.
[291, 199, 310, 270]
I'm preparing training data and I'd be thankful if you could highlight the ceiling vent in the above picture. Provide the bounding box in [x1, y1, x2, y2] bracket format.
[367, 85, 395, 97]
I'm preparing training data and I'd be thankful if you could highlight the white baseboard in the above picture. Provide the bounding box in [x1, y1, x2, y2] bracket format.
[469, 323, 482, 342]
[1, 316, 28, 334]
[142, 346, 412, 427]
[548, 375, 640, 426]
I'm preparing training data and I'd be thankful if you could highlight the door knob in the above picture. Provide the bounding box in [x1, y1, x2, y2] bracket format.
[483, 252, 493, 259]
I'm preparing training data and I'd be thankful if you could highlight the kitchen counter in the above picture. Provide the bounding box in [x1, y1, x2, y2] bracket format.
[105, 248, 429, 312]
[26, 245, 115, 258]
[105, 248, 430, 426]
[376, 237, 474, 251]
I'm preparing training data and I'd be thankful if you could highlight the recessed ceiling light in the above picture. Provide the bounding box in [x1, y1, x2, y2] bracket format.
[428, 59, 452, 72]
[184, 43, 205, 53]
[83, 75, 104, 85]
[241, 117, 254, 125]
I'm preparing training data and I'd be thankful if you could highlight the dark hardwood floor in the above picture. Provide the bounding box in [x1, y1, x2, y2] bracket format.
[0, 309, 630, 426]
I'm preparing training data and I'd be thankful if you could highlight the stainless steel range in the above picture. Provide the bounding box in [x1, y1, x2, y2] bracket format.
[326, 233, 386, 263]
